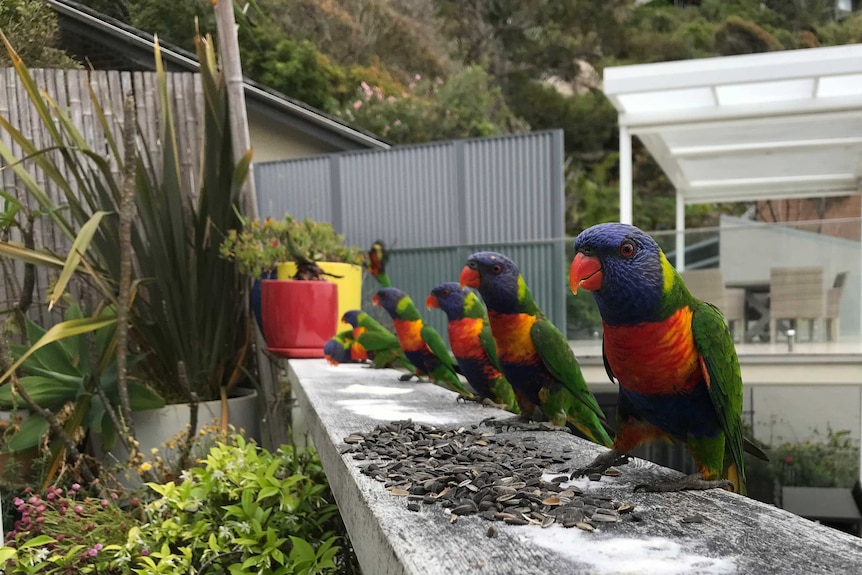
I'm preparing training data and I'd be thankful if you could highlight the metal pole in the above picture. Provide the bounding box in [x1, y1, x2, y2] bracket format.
[619, 126, 633, 225]
[213, 0, 258, 218]
[675, 188, 685, 270]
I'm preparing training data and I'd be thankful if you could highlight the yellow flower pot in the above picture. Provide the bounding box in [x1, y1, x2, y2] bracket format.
[277, 262, 363, 332]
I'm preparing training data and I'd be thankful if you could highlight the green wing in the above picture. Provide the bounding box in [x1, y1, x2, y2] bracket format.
[478, 323, 503, 372]
[530, 318, 605, 422]
[357, 312, 392, 333]
[691, 301, 746, 487]
[420, 325, 458, 370]
[355, 329, 399, 352]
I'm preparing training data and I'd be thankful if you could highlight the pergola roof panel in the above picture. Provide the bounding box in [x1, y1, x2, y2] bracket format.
[605, 44, 862, 205]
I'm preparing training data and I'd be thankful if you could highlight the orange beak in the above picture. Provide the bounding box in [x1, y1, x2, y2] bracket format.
[425, 294, 439, 310]
[460, 266, 480, 289]
[570, 253, 603, 293]
[371, 294, 381, 306]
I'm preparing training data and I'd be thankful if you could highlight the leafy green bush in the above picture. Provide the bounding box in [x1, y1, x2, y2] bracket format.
[131, 437, 342, 575]
[0, 438, 352, 575]
[335, 66, 525, 144]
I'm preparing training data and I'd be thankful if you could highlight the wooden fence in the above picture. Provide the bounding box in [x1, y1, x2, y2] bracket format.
[0, 68, 205, 326]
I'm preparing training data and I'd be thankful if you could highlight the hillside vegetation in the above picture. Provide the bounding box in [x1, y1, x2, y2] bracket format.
[12, 0, 862, 231]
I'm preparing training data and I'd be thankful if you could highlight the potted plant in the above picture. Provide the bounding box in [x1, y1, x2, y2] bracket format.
[219, 214, 365, 342]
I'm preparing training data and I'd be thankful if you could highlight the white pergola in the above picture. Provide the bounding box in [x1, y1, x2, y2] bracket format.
[603, 44, 862, 269]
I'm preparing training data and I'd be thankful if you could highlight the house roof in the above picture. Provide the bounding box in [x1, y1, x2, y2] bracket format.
[46, 0, 390, 152]
[603, 44, 862, 204]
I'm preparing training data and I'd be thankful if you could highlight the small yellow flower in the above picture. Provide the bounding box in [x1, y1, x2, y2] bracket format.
[138, 461, 152, 472]
[151, 447, 159, 455]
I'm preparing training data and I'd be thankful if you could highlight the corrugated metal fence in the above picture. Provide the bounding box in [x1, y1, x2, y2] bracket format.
[255, 130, 566, 338]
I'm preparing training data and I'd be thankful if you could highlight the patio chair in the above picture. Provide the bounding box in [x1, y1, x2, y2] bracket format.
[768, 266, 825, 342]
[825, 271, 848, 341]
[681, 268, 746, 341]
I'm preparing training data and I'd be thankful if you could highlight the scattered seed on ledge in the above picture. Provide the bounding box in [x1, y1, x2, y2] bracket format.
[343, 419, 638, 531]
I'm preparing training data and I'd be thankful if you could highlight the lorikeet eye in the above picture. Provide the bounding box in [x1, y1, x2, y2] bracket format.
[442, 289, 450, 296]
[492, 264, 502, 274]
[620, 241, 636, 258]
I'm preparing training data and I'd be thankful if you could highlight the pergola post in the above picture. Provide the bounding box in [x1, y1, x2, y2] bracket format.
[619, 126, 633, 225]
[675, 188, 685, 270]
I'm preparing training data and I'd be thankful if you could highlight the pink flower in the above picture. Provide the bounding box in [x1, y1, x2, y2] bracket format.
[414, 74, 421, 81]
[394, 119, 402, 126]
[387, 96, 396, 103]
[360, 81, 372, 98]
[72, 483, 81, 490]
[353, 100, 363, 110]
[74, 505, 83, 514]
[12, 498, 22, 507]
[141, 549, 149, 557]
[100, 499, 109, 507]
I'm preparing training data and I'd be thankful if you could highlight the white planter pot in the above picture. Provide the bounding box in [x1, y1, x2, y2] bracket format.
[132, 386, 260, 454]
[99, 387, 260, 485]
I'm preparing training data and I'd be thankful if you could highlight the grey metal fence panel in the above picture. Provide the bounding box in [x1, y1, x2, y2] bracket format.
[255, 156, 332, 222]
[255, 130, 566, 339]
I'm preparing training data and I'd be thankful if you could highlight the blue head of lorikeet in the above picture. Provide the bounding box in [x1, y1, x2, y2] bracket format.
[460, 252, 524, 313]
[342, 309, 362, 328]
[372, 287, 410, 318]
[571, 223, 667, 325]
[425, 282, 467, 321]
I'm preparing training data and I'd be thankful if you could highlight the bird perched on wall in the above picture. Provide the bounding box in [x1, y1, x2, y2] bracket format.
[367, 241, 392, 288]
[341, 310, 415, 373]
[373, 288, 474, 399]
[460, 252, 612, 446]
[426, 282, 520, 414]
[323, 329, 362, 365]
[570, 222, 767, 494]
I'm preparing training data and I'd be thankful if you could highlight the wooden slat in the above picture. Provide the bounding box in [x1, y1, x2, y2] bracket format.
[0, 68, 205, 327]
[26, 69, 52, 325]
[290, 359, 862, 575]
[142, 71, 160, 183]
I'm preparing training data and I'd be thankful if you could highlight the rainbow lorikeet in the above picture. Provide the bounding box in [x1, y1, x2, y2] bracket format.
[341, 310, 415, 373]
[372, 288, 474, 398]
[460, 252, 613, 447]
[367, 241, 392, 288]
[323, 329, 363, 365]
[570, 223, 768, 494]
[426, 283, 520, 414]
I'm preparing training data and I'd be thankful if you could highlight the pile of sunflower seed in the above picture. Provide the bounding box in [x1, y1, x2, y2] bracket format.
[341, 419, 637, 533]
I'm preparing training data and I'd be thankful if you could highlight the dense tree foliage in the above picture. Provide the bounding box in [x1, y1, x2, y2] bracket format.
[19, 0, 862, 230]
[0, 0, 80, 68]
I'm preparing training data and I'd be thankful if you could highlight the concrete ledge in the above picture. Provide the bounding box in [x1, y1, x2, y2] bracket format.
[289, 359, 862, 575]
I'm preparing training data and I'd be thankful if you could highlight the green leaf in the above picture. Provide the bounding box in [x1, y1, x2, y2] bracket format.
[0, 241, 66, 270]
[0, 547, 15, 564]
[6, 415, 49, 452]
[0, 375, 78, 409]
[18, 535, 57, 549]
[127, 380, 166, 410]
[0, 316, 117, 386]
[49, 210, 111, 308]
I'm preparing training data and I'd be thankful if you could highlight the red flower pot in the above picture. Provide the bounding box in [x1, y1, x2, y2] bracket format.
[261, 279, 338, 359]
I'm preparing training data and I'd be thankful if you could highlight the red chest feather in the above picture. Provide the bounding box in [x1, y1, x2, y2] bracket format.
[393, 319, 425, 352]
[448, 318, 484, 358]
[603, 307, 701, 395]
[487, 311, 537, 363]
